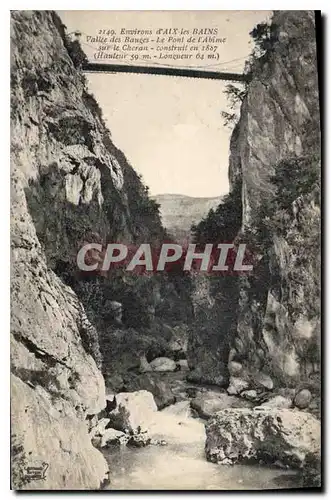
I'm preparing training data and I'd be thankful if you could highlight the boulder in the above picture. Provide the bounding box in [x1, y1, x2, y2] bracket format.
[124, 373, 176, 410]
[260, 395, 292, 409]
[107, 390, 157, 433]
[294, 389, 312, 409]
[167, 324, 188, 359]
[228, 361, 243, 376]
[100, 428, 129, 448]
[89, 418, 110, 438]
[127, 431, 151, 448]
[139, 355, 152, 373]
[161, 400, 192, 418]
[149, 357, 177, 372]
[253, 372, 274, 391]
[191, 391, 252, 419]
[177, 359, 189, 371]
[227, 377, 249, 395]
[241, 390, 258, 400]
[186, 366, 226, 387]
[205, 408, 320, 468]
[107, 301, 123, 324]
[105, 374, 125, 393]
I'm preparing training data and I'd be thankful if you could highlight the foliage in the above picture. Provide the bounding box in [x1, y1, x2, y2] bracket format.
[221, 84, 247, 129]
[221, 111, 238, 129]
[224, 84, 247, 109]
[247, 153, 320, 249]
[244, 21, 279, 76]
[191, 182, 242, 244]
[82, 90, 109, 130]
[250, 22, 279, 56]
[269, 154, 320, 211]
[220, 20, 278, 128]
[64, 37, 89, 69]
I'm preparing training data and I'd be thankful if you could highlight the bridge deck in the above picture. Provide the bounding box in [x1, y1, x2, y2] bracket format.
[82, 63, 249, 82]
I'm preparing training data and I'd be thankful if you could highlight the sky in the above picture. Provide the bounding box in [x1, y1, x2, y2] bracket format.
[58, 10, 271, 197]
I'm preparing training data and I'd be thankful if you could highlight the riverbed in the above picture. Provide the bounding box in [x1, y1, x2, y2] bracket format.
[103, 400, 303, 490]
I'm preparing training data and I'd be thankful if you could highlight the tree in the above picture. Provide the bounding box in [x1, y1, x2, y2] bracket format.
[65, 37, 89, 68]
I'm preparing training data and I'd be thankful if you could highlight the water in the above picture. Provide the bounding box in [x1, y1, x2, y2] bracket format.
[103, 401, 303, 490]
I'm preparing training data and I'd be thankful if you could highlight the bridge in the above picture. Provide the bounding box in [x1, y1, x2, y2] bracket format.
[82, 62, 249, 83]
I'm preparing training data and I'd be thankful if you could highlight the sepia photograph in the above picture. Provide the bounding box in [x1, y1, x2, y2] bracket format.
[10, 8, 321, 491]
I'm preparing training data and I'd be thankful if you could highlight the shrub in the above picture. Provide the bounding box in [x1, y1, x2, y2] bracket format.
[191, 182, 242, 244]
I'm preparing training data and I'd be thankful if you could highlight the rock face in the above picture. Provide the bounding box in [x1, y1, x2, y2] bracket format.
[11, 376, 108, 490]
[188, 11, 320, 392]
[205, 408, 320, 468]
[10, 10, 115, 489]
[10, 10, 170, 490]
[230, 11, 321, 388]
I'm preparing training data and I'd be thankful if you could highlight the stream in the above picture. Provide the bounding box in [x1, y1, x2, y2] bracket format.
[103, 395, 303, 490]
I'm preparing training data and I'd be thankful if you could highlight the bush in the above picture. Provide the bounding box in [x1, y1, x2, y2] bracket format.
[191, 182, 242, 244]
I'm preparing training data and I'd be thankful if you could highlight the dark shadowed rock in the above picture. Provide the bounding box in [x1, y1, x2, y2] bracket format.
[191, 391, 252, 419]
[294, 389, 312, 409]
[124, 373, 176, 410]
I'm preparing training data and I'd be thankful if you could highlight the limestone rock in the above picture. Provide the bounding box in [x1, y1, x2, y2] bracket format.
[191, 391, 252, 419]
[107, 301, 123, 325]
[124, 373, 176, 410]
[177, 359, 189, 371]
[100, 428, 128, 448]
[107, 390, 157, 433]
[228, 361, 243, 376]
[186, 366, 226, 387]
[127, 431, 151, 448]
[167, 324, 189, 358]
[260, 395, 292, 409]
[150, 357, 177, 372]
[139, 355, 152, 373]
[205, 408, 320, 468]
[253, 373, 274, 391]
[11, 376, 109, 490]
[241, 390, 258, 400]
[161, 400, 192, 418]
[230, 11, 321, 388]
[294, 389, 312, 409]
[89, 418, 110, 438]
[227, 377, 249, 395]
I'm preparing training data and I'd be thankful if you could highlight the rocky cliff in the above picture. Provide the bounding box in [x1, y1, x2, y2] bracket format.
[10, 10, 170, 489]
[190, 11, 320, 398]
[231, 10, 320, 390]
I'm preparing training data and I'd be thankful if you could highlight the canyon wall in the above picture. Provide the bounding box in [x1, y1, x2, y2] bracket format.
[190, 11, 320, 395]
[10, 10, 180, 489]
